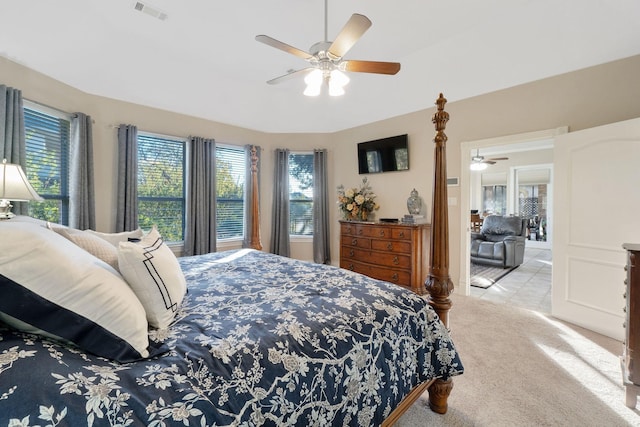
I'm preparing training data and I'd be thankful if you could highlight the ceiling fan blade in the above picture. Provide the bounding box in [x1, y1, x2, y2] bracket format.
[483, 161, 497, 165]
[255, 35, 313, 60]
[266, 68, 314, 85]
[328, 14, 372, 58]
[488, 157, 509, 161]
[343, 60, 401, 75]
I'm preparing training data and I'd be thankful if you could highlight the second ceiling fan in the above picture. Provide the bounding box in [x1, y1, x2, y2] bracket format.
[255, 0, 400, 96]
[470, 149, 509, 170]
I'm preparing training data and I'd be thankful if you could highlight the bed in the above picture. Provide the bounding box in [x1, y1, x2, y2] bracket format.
[0, 94, 461, 426]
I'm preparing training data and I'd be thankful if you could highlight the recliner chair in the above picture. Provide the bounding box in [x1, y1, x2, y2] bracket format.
[470, 215, 527, 268]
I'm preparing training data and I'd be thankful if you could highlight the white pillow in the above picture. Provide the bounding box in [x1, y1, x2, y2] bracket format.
[118, 226, 187, 329]
[0, 221, 164, 362]
[50, 226, 120, 270]
[86, 228, 144, 247]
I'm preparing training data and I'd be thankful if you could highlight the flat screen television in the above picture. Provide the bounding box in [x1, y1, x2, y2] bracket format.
[357, 134, 409, 174]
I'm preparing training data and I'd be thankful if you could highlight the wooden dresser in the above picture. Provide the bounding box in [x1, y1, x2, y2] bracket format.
[339, 221, 430, 295]
[622, 243, 640, 408]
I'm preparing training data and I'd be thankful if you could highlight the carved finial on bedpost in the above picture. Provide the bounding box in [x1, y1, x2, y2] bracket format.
[248, 145, 263, 250]
[425, 93, 453, 327]
[425, 93, 454, 415]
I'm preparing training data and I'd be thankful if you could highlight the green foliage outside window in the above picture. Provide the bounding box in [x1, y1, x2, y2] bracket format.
[137, 134, 185, 242]
[24, 106, 70, 224]
[216, 146, 245, 239]
[289, 153, 313, 235]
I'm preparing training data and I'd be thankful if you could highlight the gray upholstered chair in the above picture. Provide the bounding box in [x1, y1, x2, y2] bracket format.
[470, 215, 527, 268]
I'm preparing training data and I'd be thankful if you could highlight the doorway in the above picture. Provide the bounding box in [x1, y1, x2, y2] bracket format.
[459, 127, 566, 298]
[512, 165, 553, 249]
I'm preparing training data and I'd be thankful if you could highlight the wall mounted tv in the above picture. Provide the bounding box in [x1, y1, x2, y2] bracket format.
[357, 134, 409, 174]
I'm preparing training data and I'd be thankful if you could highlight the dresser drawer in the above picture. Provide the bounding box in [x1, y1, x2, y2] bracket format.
[341, 259, 411, 287]
[371, 238, 412, 253]
[391, 228, 412, 240]
[342, 237, 372, 249]
[341, 223, 393, 239]
[341, 246, 411, 269]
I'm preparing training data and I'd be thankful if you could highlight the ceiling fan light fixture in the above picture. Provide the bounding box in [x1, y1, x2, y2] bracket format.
[328, 70, 349, 96]
[330, 69, 349, 87]
[304, 84, 322, 97]
[328, 84, 345, 97]
[470, 162, 488, 171]
[304, 69, 323, 86]
[303, 69, 323, 96]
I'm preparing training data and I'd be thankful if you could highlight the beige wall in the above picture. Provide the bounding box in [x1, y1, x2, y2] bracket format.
[3, 54, 640, 288]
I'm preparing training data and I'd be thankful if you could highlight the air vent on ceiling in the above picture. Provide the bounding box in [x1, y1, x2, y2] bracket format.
[134, 1, 168, 21]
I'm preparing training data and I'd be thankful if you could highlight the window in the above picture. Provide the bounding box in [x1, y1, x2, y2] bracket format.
[482, 185, 507, 215]
[289, 153, 313, 236]
[137, 132, 185, 243]
[216, 144, 245, 240]
[24, 102, 71, 225]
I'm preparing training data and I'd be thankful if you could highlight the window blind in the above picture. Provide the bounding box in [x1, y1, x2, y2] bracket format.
[289, 153, 313, 236]
[216, 145, 245, 240]
[137, 133, 185, 242]
[24, 105, 70, 224]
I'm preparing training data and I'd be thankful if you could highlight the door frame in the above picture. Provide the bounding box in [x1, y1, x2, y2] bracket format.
[458, 127, 567, 295]
[510, 163, 554, 250]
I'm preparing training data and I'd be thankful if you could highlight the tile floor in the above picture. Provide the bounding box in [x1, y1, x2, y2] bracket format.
[470, 246, 552, 313]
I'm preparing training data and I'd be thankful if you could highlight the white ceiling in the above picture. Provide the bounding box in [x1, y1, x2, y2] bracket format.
[2, 0, 639, 134]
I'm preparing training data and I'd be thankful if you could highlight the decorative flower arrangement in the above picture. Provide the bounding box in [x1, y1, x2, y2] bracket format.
[337, 177, 379, 221]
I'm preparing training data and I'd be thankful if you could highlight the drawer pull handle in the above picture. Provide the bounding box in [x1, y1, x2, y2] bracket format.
[349, 249, 355, 257]
[352, 238, 358, 245]
[386, 243, 393, 250]
[348, 263, 354, 270]
[379, 230, 386, 237]
[392, 273, 399, 281]
[392, 256, 399, 265]
[399, 231, 405, 238]
[358, 229, 363, 235]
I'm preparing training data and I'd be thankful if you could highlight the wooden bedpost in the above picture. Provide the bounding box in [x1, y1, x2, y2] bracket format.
[425, 93, 454, 414]
[248, 145, 263, 250]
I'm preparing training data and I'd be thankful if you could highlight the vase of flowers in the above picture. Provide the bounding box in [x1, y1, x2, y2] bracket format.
[337, 177, 379, 221]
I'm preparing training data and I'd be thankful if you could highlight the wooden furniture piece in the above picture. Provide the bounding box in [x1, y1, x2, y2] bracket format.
[622, 243, 640, 408]
[246, 145, 262, 250]
[424, 93, 455, 413]
[470, 213, 482, 231]
[339, 221, 430, 294]
[352, 94, 457, 419]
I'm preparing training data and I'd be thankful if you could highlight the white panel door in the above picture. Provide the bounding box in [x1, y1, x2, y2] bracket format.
[553, 118, 640, 340]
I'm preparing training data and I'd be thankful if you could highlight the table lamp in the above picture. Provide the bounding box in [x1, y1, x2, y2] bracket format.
[0, 159, 44, 220]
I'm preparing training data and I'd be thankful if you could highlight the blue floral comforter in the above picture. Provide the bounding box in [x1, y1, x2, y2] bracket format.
[0, 249, 463, 426]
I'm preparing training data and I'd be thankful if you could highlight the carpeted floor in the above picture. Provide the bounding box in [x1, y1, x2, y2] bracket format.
[395, 294, 639, 426]
[470, 262, 518, 288]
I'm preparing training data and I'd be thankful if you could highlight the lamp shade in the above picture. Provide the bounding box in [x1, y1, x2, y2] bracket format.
[1, 159, 44, 202]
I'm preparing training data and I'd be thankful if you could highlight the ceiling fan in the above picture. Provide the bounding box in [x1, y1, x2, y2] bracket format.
[255, 0, 400, 96]
[470, 149, 509, 170]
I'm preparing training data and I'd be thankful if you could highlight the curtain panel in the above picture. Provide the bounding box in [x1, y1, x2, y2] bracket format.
[116, 124, 139, 232]
[313, 149, 330, 264]
[184, 136, 216, 256]
[270, 148, 290, 257]
[69, 113, 95, 230]
[0, 84, 28, 215]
